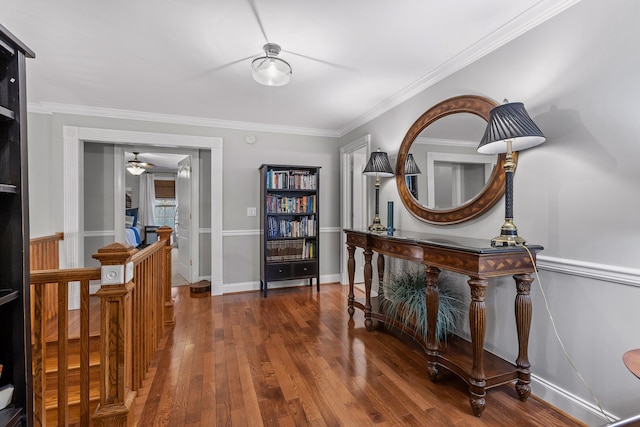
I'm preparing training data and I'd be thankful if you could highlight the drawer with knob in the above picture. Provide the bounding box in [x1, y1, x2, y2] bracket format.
[266, 264, 292, 280]
[292, 261, 317, 277]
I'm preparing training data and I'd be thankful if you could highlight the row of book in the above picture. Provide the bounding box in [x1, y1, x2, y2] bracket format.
[266, 169, 317, 190]
[266, 215, 316, 238]
[266, 194, 316, 214]
[266, 239, 316, 262]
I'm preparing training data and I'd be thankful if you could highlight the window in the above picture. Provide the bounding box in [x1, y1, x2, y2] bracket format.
[155, 199, 176, 228]
[154, 178, 176, 228]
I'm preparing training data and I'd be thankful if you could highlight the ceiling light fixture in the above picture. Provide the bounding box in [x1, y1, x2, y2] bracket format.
[127, 164, 145, 176]
[126, 152, 153, 176]
[251, 43, 292, 87]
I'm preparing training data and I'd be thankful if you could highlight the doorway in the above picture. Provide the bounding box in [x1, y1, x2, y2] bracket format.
[120, 148, 197, 286]
[340, 134, 371, 286]
[63, 127, 224, 306]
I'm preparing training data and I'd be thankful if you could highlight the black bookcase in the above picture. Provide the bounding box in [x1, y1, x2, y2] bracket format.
[259, 165, 320, 297]
[0, 23, 34, 427]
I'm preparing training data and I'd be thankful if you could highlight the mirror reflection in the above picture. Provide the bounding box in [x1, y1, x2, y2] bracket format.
[396, 95, 509, 225]
[406, 113, 497, 210]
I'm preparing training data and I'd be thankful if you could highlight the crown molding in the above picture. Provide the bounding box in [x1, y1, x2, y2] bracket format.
[27, 0, 581, 140]
[28, 101, 341, 138]
[337, 0, 583, 137]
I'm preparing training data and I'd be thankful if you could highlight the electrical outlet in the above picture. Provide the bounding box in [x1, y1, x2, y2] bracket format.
[247, 207, 257, 217]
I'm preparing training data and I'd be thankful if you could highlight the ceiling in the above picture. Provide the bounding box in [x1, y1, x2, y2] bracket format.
[1, 0, 579, 136]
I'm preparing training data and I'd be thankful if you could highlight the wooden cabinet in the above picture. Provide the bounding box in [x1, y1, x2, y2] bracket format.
[0, 23, 34, 427]
[259, 165, 320, 297]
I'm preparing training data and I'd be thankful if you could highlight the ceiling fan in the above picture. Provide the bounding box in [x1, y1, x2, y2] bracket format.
[204, 0, 350, 85]
[126, 152, 154, 176]
[251, 42, 292, 86]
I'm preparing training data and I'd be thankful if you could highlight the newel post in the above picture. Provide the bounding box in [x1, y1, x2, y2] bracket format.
[91, 243, 137, 427]
[157, 226, 175, 325]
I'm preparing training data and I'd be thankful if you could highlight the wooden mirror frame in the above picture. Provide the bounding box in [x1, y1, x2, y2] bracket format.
[396, 94, 517, 225]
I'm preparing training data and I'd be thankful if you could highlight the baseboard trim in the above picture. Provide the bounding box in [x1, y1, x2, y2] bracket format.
[223, 274, 341, 294]
[531, 374, 619, 425]
[222, 227, 341, 237]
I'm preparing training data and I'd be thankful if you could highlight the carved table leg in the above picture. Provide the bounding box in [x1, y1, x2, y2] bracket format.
[514, 273, 533, 401]
[347, 244, 356, 318]
[425, 266, 441, 381]
[363, 248, 373, 330]
[468, 277, 488, 417]
[377, 253, 385, 299]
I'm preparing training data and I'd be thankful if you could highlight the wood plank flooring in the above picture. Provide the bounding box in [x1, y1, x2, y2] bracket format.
[132, 284, 585, 426]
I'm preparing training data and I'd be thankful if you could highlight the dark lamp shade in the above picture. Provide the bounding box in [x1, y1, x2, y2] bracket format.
[477, 102, 545, 154]
[363, 150, 394, 177]
[404, 153, 421, 176]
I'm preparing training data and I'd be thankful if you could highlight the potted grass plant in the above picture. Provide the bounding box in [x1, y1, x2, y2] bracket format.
[381, 268, 465, 343]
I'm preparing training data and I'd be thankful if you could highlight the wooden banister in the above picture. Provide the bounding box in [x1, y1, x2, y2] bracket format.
[157, 226, 175, 326]
[29, 229, 173, 426]
[30, 232, 64, 323]
[91, 243, 137, 427]
[30, 267, 101, 427]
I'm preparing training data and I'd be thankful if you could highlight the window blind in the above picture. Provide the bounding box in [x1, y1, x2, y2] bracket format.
[154, 180, 175, 199]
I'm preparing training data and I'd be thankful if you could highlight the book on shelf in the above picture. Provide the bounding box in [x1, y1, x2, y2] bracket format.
[266, 215, 316, 238]
[266, 239, 316, 262]
[266, 194, 316, 214]
[266, 169, 317, 190]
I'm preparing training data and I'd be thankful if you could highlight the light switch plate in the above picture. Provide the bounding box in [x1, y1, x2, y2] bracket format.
[247, 207, 257, 216]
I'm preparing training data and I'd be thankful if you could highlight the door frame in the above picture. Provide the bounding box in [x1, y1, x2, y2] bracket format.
[63, 126, 224, 303]
[339, 134, 371, 285]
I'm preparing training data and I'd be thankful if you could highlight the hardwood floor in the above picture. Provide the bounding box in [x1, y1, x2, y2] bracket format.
[132, 284, 585, 426]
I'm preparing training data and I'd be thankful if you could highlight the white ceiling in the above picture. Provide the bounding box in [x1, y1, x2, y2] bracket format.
[1, 0, 580, 136]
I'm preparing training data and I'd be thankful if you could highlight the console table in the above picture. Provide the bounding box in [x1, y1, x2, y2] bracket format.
[344, 228, 543, 416]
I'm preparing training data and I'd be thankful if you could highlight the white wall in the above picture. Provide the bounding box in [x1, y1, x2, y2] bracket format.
[339, 0, 640, 424]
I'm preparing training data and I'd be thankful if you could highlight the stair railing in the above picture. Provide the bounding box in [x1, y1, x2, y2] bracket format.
[30, 232, 64, 322]
[29, 226, 175, 426]
[30, 267, 101, 427]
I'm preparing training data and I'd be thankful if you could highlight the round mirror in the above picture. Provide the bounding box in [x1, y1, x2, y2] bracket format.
[396, 95, 516, 224]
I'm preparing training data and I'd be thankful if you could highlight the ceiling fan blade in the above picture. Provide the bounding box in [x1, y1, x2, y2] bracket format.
[247, 0, 269, 43]
[192, 53, 259, 78]
[128, 160, 154, 168]
[283, 50, 354, 72]
[127, 152, 155, 169]
[210, 54, 258, 72]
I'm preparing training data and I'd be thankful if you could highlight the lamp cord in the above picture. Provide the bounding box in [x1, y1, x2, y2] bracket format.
[518, 244, 614, 423]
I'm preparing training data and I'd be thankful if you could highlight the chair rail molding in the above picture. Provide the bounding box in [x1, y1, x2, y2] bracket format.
[536, 255, 640, 287]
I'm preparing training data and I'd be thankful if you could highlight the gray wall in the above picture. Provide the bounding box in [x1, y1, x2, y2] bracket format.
[338, 0, 640, 424]
[27, 112, 342, 288]
[83, 142, 115, 267]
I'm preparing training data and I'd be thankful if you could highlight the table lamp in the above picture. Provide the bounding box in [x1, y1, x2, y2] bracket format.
[363, 149, 394, 232]
[477, 101, 545, 246]
[404, 153, 421, 199]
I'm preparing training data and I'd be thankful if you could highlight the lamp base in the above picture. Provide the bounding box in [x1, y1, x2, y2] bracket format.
[491, 234, 526, 247]
[491, 219, 526, 247]
[368, 214, 387, 233]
